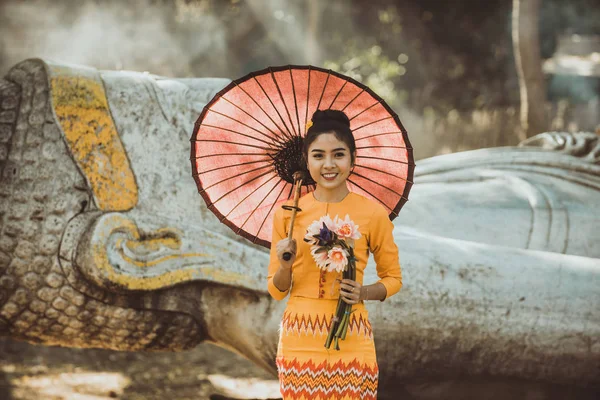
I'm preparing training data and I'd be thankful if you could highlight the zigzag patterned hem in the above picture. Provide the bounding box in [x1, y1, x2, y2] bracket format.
[276, 357, 378, 400]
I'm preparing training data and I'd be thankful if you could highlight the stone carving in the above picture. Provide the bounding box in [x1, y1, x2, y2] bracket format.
[0, 59, 598, 398]
[519, 130, 600, 164]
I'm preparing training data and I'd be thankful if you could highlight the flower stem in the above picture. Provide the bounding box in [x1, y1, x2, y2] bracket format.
[324, 247, 356, 350]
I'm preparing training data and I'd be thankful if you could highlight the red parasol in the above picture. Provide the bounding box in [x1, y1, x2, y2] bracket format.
[191, 65, 414, 248]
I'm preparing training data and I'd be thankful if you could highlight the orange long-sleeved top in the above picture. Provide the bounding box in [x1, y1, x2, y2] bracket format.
[267, 192, 402, 301]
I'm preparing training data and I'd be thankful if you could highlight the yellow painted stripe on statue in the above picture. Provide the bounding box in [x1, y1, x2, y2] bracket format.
[89, 214, 253, 291]
[48, 65, 138, 211]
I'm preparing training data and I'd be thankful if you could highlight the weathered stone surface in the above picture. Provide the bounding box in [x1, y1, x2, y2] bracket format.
[91, 315, 106, 327]
[44, 215, 65, 234]
[1, 96, 19, 110]
[20, 310, 37, 323]
[44, 308, 59, 319]
[20, 220, 41, 241]
[64, 305, 79, 317]
[29, 299, 47, 314]
[0, 254, 9, 272]
[45, 272, 64, 288]
[0, 110, 17, 123]
[0, 237, 16, 253]
[68, 319, 85, 329]
[77, 310, 92, 321]
[30, 256, 50, 275]
[62, 327, 78, 336]
[41, 142, 58, 160]
[51, 297, 69, 311]
[57, 315, 70, 326]
[12, 288, 30, 306]
[13, 320, 31, 330]
[48, 324, 64, 333]
[27, 112, 44, 126]
[21, 272, 41, 291]
[13, 240, 35, 260]
[59, 286, 85, 306]
[43, 122, 60, 140]
[39, 235, 59, 256]
[0, 302, 20, 319]
[36, 286, 58, 302]
[0, 124, 12, 142]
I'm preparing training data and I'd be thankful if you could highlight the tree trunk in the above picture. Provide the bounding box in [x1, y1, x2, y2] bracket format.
[512, 0, 548, 139]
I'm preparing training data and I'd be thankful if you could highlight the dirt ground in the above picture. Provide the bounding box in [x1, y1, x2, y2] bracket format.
[0, 337, 280, 400]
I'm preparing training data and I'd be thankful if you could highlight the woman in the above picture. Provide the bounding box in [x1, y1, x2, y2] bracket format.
[267, 109, 402, 400]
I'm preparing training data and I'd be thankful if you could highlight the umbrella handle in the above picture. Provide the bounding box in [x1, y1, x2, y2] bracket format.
[282, 173, 304, 261]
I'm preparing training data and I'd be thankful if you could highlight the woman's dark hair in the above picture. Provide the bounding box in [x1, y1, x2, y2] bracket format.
[302, 109, 356, 165]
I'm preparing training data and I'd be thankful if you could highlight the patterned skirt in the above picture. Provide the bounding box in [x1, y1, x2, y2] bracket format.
[276, 297, 378, 400]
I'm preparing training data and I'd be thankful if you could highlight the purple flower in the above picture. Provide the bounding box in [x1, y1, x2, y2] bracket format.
[317, 222, 335, 246]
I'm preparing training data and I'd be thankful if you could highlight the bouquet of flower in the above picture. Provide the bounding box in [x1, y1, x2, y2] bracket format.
[304, 215, 361, 350]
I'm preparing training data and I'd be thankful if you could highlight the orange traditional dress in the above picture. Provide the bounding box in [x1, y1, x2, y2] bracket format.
[267, 192, 402, 400]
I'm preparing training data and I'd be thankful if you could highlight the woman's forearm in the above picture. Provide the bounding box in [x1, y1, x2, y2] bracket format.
[360, 282, 387, 301]
[272, 265, 293, 292]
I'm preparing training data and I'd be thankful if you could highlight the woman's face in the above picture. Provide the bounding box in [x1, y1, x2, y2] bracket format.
[306, 132, 354, 193]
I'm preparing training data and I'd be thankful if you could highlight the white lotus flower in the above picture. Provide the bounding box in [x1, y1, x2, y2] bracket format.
[334, 214, 361, 240]
[304, 220, 322, 245]
[311, 245, 329, 270]
[327, 246, 348, 273]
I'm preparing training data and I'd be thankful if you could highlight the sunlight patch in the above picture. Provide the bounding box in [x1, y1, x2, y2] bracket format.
[12, 372, 130, 399]
[207, 374, 280, 399]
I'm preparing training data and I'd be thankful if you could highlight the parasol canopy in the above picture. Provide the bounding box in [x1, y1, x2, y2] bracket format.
[191, 65, 414, 248]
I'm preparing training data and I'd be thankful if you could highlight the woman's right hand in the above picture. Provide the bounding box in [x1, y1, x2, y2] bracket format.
[276, 238, 297, 270]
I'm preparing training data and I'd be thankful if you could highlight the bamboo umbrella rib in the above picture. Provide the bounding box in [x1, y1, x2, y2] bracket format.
[194, 152, 268, 160]
[349, 100, 380, 121]
[195, 139, 271, 151]
[269, 69, 298, 138]
[355, 145, 408, 150]
[327, 80, 348, 110]
[253, 181, 289, 243]
[237, 177, 285, 231]
[253, 77, 295, 141]
[207, 109, 282, 145]
[210, 169, 274, 206]
[316, 71, 331, 111]
[289, 67, 302, 137]
[219, 96, 282, 143]
[354, 131, 403, 142]
[356, 155, 413, 165]
[350, 170, 407, 198]
[224, 174, 280, 221]
[340, 88, 365, 112]
[352, 116, 394, 132]
[198, 158, 272, 175]
[202, 164, 274, 191]
[353, 164, 413, 183]
[233, 80, 293, 144]
[304, 66, 311, 131]
[198, 123, 277, 148]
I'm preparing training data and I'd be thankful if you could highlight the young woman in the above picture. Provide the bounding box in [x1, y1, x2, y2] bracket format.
[267, 109, 402, 400]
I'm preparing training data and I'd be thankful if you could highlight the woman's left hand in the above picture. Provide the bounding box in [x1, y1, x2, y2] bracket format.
[339, 279, 362, 305]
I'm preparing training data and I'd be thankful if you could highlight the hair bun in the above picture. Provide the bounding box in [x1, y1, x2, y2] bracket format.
[311, 109, 350, 128]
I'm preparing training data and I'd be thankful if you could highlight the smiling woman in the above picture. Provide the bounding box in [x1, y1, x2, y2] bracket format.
[268, 109, 403, 400]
